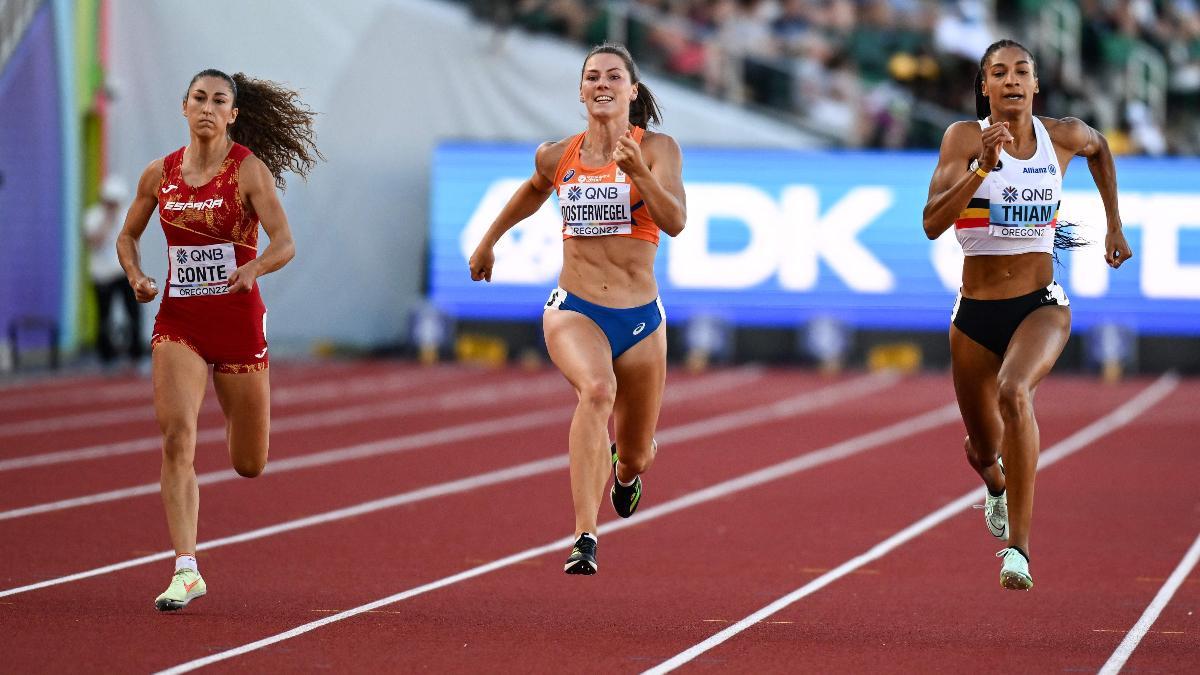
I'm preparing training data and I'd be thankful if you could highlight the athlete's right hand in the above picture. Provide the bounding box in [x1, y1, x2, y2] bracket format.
[469, 244, 494, 282]
[132, 276, 158, 303]
[979, 121, 1012, 171]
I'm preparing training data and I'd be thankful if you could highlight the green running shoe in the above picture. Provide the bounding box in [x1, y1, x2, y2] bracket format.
[997, 547, 1032, 591]
[564, 533, 598, 575]
[154, 568, 207, 611]
[610, 443, 643, 519]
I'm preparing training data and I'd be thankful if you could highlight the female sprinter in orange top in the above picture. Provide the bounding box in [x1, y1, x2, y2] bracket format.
[923, 40, 1132, 590]
[116, 69, 321, 610]
[469, 43, 686, 575]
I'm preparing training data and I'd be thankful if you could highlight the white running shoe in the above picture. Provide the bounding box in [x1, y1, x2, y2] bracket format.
[996, 547, 1032, 590]
[973, 457, 1008, 539]
[982, 489, 1008, 539]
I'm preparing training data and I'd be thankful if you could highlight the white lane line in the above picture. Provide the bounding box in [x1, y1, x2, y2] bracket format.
[0, 372, 567, 472]
[0, 370, 888, 597]
[0, 366, 466, 439]
[1097, 530, 1200, 675]
[0, 361, 365, 413]
[643, 372, 1180, 675]
[152, 397, 958, 674]
[0, 368, 769, 520]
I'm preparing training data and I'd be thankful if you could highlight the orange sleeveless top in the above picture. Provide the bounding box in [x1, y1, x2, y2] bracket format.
[552, 126, 660, 246]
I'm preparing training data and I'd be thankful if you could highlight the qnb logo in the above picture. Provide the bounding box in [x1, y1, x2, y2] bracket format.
[567, 186, 582, 202]
[1002, 186, 1019, 203]
[165, 198, 224, 211]
[175, 250, 188, 265]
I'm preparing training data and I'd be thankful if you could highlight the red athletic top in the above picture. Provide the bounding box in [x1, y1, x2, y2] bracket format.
[155, 143, 265, 349]
[553, 126, 660, 245]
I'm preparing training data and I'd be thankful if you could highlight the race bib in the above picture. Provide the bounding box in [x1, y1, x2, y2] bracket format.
[169, 243, 236, 297]
[559, 182, 632, 237]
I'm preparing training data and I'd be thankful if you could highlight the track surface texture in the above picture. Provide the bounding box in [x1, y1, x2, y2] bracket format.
[0, 360, 1196, 674]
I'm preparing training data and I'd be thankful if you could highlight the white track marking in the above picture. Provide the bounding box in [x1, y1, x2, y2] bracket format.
[152, 397, 956, 674]
[0, 368, 768, 520]
[0, 367, 466, 438]
[0, 372, 567, 472]
[1097, 530, 1200, 675]
[0, 361, 363, 413]
[0, 371, 889, 596]
[643, 373, 1179, 674]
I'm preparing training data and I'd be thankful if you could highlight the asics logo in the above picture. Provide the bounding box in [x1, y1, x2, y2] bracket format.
[183, 579, 201, 592]
[632, 322, 646, 335]
[162, 184, 178, 194]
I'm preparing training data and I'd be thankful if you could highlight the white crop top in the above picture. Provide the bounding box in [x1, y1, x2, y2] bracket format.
[955, 116, 1062, 256]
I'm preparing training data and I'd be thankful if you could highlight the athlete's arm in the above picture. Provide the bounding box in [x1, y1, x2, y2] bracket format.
[922, 120, 1012, 240]
[616, 130, 686, 237]
[231, 155, 296, 293]
[1049, 117, 1132, 269]
[116, 159, 164, 303]
[469, 141, 559, 282]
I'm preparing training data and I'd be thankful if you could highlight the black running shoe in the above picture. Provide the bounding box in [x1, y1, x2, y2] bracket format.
[564, 533, 598, 575]
[610, 444, 643, 519]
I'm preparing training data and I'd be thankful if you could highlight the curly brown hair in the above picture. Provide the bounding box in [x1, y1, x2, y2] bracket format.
[185, 69, 324, 190]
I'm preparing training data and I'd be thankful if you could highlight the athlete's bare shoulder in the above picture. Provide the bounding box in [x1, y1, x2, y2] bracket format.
[135, 158, 165, 199]
[533, 136, 574, 184]
[1039, 115, 1092, 153]
[640, 129, 680, 157]
[938, 120, 983, 160]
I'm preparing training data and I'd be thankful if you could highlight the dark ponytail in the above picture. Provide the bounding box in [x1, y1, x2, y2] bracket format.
[184, 69, 324, 190]
[975, 39, 1035, 121]
[974, 71, 988, 120]
[581, 42, 663, 128]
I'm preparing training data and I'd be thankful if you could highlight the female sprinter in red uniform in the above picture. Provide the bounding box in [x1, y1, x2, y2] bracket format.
[116, 69, 321, 610]
[923, 40, 1132, 590]
[469, 43, 686, 575]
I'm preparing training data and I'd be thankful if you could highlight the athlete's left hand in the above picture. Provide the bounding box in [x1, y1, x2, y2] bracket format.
[1104, 229, 1133, 269]
[613, 130, 647, 178]
[227, 262, 258, 293]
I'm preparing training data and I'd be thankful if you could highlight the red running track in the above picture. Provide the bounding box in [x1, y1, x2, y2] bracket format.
[0, 360, 1195, 674]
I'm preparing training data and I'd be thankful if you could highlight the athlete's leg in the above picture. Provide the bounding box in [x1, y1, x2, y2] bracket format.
[949, 325, 1005, 494]
[996, 305, 1071, 555]
[612, 322, 667, 483]
[154, 342, 209, 556]
[544, 309, 616, 538]
[213, 368, 271, 478]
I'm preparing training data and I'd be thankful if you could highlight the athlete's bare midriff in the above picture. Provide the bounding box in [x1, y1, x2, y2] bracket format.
[961, 251, 1053, 299]
[560, 236, 659, 307]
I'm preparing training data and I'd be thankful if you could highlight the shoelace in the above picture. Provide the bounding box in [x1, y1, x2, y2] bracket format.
[995, 547, 1023, 559]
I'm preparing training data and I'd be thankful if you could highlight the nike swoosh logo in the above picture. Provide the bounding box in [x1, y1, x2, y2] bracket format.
[161, 184, 178, 194]
[183, 579, 200, 592]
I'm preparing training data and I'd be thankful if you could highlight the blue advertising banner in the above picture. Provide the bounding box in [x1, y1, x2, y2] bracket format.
[0, 4, 63, 340]
[429, 142, 1200, 335]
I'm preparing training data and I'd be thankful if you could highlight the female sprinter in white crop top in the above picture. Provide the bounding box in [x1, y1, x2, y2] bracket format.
[922, 39, 1132, 591]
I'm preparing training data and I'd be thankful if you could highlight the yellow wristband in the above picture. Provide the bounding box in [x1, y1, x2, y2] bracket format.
[973, 166, 990, 179]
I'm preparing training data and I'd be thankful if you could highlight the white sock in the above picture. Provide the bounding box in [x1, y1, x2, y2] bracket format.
[580, 532, 597, 542]
[616, 472, 637, 487]
[174, 554, 198, 573]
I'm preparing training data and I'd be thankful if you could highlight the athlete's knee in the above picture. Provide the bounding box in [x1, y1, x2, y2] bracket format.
[616, 439, 657, 475]
[159, 421, 197, 462]
[231, 451, 267, 478]
[996, 379, 1033, 420]
[577, 377, 616, 411]
[964, 434, 998, 467]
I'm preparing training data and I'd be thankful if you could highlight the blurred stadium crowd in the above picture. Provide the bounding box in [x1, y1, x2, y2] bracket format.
[463, 0, 1200, 154]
